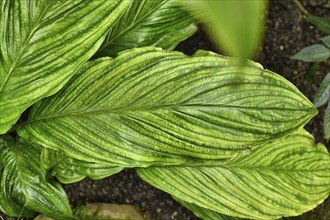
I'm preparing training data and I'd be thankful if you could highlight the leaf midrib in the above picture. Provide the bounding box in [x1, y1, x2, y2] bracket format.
[147, 164, 329, 173]
[0, 1, 52, 93]
[23, 103, 316, 128]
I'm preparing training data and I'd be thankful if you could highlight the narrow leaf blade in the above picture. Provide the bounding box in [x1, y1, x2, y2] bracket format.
[324, 101, 330, 140]
[19, 47, 317, 166]
[0, 0, 130, 134]
[321, 35, 330, 48]
[95, 0, 197, 57]
[306, 16, 330, 34]
[314, 72, 330, 107]
[137, 130, 330, 219]
[291, 44, 330, 62]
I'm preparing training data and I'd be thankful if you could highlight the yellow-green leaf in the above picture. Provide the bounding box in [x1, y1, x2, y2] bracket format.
[0, 0, 130, 134]
[18, 47, 316, 167]
[182, 0, 267, 59]
[137, 130, 330, 219]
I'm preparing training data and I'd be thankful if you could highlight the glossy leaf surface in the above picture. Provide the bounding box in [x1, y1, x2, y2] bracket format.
[0, 0, 130, 134]
[41, 148, 123, 184]
[137, 130, 330, 219]
[0, 136, 73, 219]
[19, 47, 316, 167]
[95, 0, 197, 57]
[314, 72, 330, 107]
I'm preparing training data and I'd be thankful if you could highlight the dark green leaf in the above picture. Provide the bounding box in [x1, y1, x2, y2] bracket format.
[18, 47, 317, 167]
[321, 35, 330, 48]
[137, 130, 330, 219]
[314, 72, 330, 107]
[0, 0, 130, 134]
[41, 148, 123, 184]
[0, 136, 73, 219]
[291, 44, 330, 62]
[306, 16, 330, 34]
[325, 101, 330, 140]
[306, 62, 320, 81]
[95, 0, 197, 57]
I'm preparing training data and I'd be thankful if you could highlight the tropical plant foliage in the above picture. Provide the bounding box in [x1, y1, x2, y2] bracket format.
[291, 8, 330, 141]
[137, 130, 330, 219]
[314, 72, 330, 140]
[0, 0, 329, 219]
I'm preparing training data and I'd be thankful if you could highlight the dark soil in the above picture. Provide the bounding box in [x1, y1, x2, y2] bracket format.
[1, 0, 329, 219]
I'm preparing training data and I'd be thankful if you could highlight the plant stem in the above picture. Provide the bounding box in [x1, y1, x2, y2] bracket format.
[293, 0, 311, 17]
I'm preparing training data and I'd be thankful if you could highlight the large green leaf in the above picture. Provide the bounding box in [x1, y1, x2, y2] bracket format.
[0, 0, 130, 134]
[0, 136, 73, 219]
[41, 147, 123, 184]
[314, 72, 330, 108]
[182, 0, 267, 59]
[18, 47, 317, 166]
[137, 130, 330, 219]
[95, 0, 197, 57]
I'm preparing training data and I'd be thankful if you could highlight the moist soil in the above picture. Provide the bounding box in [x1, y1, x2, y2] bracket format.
[1, 0, 330, 219]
